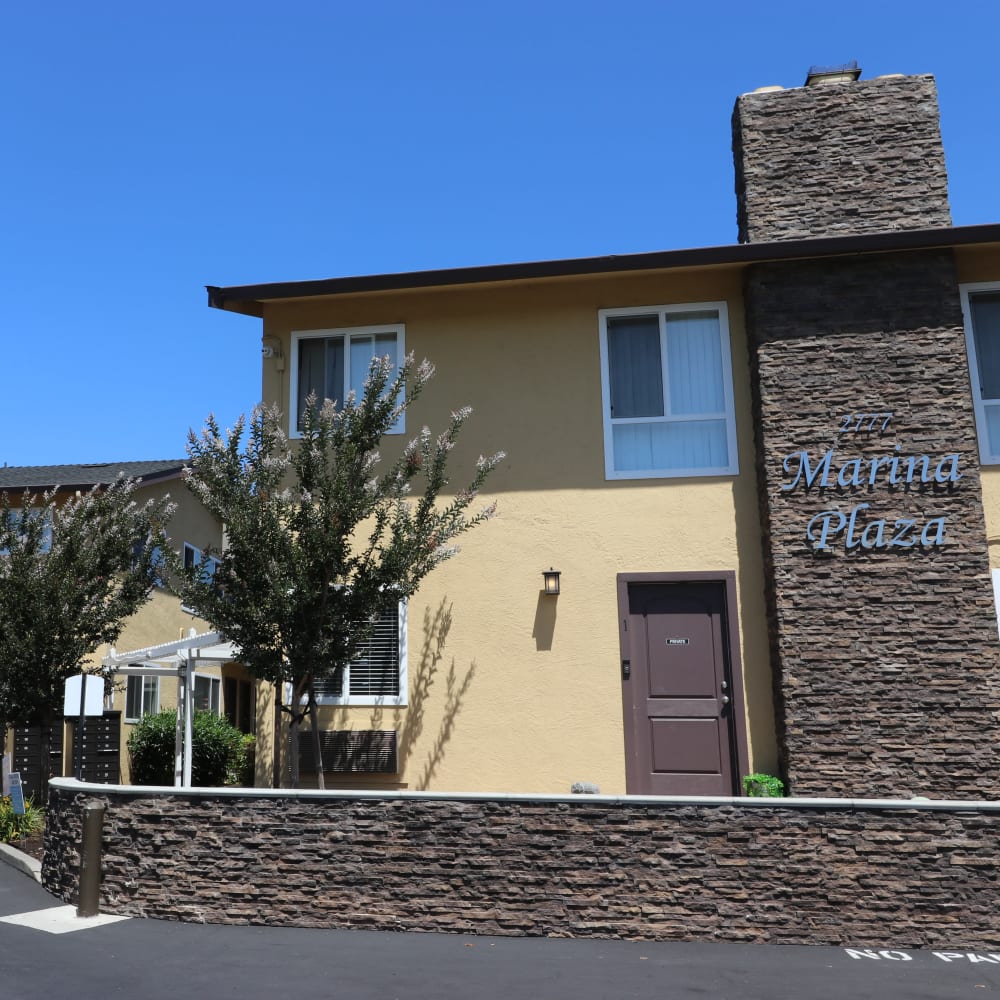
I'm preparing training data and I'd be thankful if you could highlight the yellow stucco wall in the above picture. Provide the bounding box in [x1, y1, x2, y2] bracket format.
[955, 245, 1000, 285]
[254, 266, 777, 793]
[85, 478, 221, 666]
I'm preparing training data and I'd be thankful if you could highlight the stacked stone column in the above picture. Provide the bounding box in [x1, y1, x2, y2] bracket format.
[734, 73, 1000, 796]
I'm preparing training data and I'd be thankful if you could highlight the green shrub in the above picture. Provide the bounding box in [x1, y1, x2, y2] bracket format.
[742, 773, 785, 798]
[126, 710, 176, 785]
[234, 734, 256, 787]
[128, 709, 248, 787]
[0, 795, 44, 843]
[192, 712, 247, 787]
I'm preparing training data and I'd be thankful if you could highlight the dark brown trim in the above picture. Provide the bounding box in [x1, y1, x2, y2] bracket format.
[615, 570, 751, 795]
[207, 223, 1000, 317]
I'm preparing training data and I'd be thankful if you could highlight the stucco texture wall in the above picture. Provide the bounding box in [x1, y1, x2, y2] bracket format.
[252, 268, 774, 794]
[83, 479, 222, 666]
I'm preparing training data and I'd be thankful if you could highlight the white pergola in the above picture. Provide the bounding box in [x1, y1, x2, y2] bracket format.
[103, 630, 237, 787]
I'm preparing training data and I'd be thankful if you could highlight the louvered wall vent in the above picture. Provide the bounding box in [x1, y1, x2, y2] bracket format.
[298, 729, 398, 774]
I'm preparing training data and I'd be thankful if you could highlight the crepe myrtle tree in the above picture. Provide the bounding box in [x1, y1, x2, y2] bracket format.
[0, 478, 174, 783]
[180, 353, 504, 788]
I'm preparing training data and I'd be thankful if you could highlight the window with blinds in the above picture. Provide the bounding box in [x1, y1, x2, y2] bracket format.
[290, 324, 405, 437]
[963, 284, 1000, 464]
[599, 303, 738, 480]
[313, 600, 406, 704]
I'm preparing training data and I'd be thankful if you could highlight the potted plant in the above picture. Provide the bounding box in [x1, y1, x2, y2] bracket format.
[742, 773, 785, 797]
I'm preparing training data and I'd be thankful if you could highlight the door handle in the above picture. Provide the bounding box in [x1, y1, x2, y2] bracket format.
[622, 659, 631, 680]
[720, 695, 730, 705]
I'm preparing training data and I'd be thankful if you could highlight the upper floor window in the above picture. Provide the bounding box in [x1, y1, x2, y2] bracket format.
[1, 509, 52, 556]
[962, 283, 1000, 464]
[598, 303, 738, 479]
[290, 325, 405, 437]
[130, 536, 167, 588]
[183, 542, 219, 581]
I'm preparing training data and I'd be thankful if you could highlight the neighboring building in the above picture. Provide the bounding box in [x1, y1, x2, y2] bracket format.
[207, 66, 1000, 800]
[1, 460, 255, 792]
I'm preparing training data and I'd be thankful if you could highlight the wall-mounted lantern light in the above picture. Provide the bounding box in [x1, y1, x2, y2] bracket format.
[262, 338, 285, 372]
[542, 568, 561, 596]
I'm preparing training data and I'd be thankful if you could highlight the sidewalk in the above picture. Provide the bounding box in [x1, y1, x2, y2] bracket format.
[0, 841, 41, 883]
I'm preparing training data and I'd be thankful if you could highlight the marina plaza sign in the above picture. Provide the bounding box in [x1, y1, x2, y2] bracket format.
[780, 412, 960, 553]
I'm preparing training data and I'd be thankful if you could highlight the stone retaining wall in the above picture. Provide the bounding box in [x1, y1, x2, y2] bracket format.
[44, 781, 1000, 948]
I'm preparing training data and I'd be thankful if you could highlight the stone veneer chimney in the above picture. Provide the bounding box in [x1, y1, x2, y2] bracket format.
[732, 70, 952, 242]
[734, 69, 1000, 799]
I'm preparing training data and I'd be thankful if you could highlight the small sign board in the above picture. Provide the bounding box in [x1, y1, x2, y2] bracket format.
[8, 772, 25, 815]
[63, 674, 104, 717]
[1, 753, 10, 796]
[666, 638, 690, 646]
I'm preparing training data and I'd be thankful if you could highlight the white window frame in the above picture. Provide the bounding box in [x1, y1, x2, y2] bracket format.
[151, 545, 165, 587]
[1, 509, 52, 556]
[598, 301, 739, 480]
[193, 673, 222, 716]
[293, 600, 408, 708]
[125, 675, 160, 723]
[961, 281, 1000, 465]
[183, 542, 219, 579]
[289, 324, 406, 439]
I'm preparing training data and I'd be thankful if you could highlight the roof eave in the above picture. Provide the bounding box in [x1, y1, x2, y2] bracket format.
[0, 465, 186, 494]
[206, 222, 1000, 318]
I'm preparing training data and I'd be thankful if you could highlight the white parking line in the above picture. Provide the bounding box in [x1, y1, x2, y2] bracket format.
[0, 905, 130, 935]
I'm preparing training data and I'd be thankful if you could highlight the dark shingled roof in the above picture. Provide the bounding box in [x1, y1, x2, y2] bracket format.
[0, 460, 187, 492]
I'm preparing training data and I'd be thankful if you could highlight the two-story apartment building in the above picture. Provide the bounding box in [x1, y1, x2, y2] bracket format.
[1, 460, 254, 791]
[208, 67, 1000, 800]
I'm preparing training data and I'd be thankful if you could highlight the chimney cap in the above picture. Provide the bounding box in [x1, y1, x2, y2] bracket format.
[805, 61, 861, 86]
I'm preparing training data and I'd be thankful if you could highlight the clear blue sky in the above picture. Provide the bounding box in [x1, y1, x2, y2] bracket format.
[3, 2, 999, 467]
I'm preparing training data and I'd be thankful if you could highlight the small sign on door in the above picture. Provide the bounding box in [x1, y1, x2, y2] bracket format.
[666, 638, 689, 645]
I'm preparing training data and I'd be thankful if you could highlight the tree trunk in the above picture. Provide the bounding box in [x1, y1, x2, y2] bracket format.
[287, 714, 300, 789]
[308, 687, 325, 791]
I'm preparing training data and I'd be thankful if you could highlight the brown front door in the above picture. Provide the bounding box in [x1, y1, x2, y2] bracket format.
[618, 576, 742, 795]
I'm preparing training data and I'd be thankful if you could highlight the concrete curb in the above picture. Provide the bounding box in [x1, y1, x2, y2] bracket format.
[0, 842, 42, 883]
